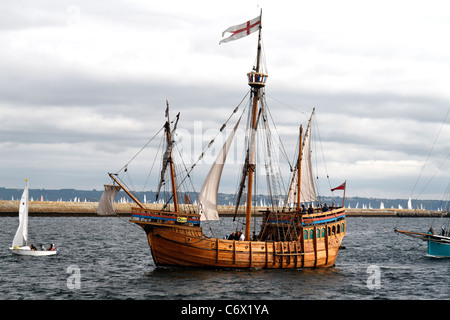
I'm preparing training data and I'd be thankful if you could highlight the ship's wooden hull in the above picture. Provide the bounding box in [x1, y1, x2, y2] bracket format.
[131, 208, 345, 268]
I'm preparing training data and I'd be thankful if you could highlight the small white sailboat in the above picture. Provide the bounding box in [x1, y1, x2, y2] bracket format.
[9, 179, 57, 256]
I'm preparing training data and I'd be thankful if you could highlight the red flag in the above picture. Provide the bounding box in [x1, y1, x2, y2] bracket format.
[331, 182, 346, 192]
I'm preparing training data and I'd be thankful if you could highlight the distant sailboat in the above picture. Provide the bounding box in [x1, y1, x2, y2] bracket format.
[10, 180, 57, 256]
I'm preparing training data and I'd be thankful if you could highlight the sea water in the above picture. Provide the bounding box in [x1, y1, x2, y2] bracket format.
[0, 216, 448, 301]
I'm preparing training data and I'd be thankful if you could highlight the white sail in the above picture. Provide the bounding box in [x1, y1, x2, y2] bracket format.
[407, 197, 412, 210]
[12, 180, 29, 248]
[199, 117, 241, 221]
[287, 111, 318, 204]
[97, 185, 121, 215]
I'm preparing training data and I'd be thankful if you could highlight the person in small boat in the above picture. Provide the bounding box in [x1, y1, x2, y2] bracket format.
[30, 244, 37, 251]
[48, 244, 55, 251]
[40, 244, 46, 251]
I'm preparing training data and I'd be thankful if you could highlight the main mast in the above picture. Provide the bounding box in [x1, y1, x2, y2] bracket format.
[245, 11, 267, 241]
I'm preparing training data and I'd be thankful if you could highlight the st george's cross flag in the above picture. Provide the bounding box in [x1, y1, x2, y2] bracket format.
[219, 15, 261, 44]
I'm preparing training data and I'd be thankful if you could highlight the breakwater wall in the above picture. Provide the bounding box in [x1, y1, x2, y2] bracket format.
[0, 200, 448, 217]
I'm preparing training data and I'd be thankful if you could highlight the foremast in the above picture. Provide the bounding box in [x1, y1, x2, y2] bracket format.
[164, 101, 179, 212]
[107, 101, 180, 213]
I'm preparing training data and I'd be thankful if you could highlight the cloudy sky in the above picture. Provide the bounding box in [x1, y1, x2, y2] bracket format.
[1, 0, 449, 200]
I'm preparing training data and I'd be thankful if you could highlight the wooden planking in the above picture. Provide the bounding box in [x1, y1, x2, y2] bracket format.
[141, 218, 345, 269]
[147, 231, 342, 268]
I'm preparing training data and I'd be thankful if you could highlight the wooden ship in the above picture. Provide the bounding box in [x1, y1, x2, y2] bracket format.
[100, 13, 346, 268]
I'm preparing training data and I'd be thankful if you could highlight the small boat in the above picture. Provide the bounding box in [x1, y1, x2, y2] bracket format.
[9, 179, 57, 256]
[394, 185, 450, 258]
[394, 228, 450, 258]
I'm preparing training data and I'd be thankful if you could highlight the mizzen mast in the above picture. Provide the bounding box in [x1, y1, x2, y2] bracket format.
[296, 125, 303, 212]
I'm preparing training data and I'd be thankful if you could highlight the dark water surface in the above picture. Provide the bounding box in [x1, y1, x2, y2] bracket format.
[0, 216, 448, 300]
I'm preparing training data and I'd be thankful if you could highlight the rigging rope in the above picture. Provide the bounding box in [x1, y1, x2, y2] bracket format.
[416, 150, 450, 199]
[116, 125, 165, 174]
[410, 107, 450, 199]
[176, 90, 250, 188]
[312, 113, 333, 197]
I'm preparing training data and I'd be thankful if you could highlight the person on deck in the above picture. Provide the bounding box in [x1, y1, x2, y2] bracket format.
[322, 203, 329, 212]
[308, 204, 314, 214]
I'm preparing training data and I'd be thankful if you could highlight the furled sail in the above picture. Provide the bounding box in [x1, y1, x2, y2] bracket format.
[199, 116, 241, 221]
[97, 185, 121, 215]
[287, 111, 318, 204]
[12, 181, 29, 247]
[155, 113, 180, 202]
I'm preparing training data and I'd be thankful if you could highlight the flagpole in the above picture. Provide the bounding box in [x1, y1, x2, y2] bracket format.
[255, 9, 262, 73]
[342, 180, 347, 208]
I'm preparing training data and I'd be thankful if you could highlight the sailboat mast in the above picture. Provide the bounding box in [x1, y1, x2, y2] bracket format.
[245, 11, 263, 241]
[296, 125, 303, 212]
[165, 101, 179, 212]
